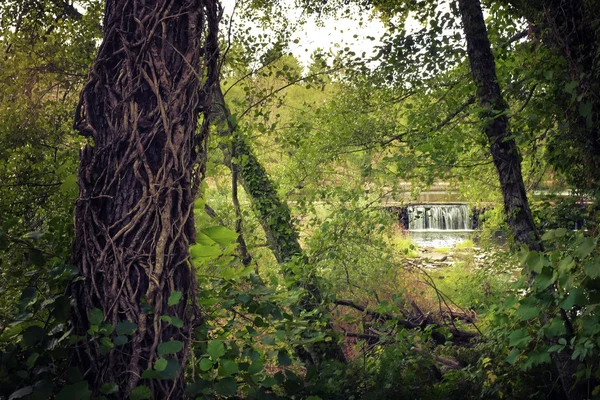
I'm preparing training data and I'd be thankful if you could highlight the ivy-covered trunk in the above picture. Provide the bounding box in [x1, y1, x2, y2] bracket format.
[541, 0, 600, 192]
[210, 83, 347, 366]
[458, 0, 585, 398]
[71, 0, 219, 397]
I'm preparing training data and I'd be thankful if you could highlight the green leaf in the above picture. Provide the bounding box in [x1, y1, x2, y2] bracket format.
[201, 226, 238, 246]
[248, 360, 264, 375]
[199, 358, 213, 371]
[534, 267, 556, 290]
[576, 237, 595, 258]
[140, 369, 159, 379]
[27, 352, 39, 369]
[8, 386, 33, 400]
[167, 291, 183, 306]
[541, 230, 554, 241]
[525, 251, 544, 273]
[218, 359, 239, 377]
[130, 385, 151, 400]
[88, 308, 104, 325]
[277, 351, 292, 366]
[114, 335, 128, 346]
[583, 259, 600, 278]
[261, 335, 276, 345]
[544, 318, 567, 337]
[157, 340, 183, 356]
[214, 378, 237, 397]
[207, 339, 225, 360]
[22, 325, 46, 346]
[154, 358, 168, 372]
[99, 382, 118, 395]
[55, 381, 91, 400]
[161, 315, 184, 328]
[506, 348, 520, 365]
[116, 320, 137, 336]
[261, 377, 278, 388]
[560, 288, 587, 309]
[555, 228, 567, 238]
[508, 328, 531, 348]
[156, 359, 180, 380]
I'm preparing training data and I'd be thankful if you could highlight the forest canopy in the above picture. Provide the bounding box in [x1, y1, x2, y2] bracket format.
[1, 0, 600, 399]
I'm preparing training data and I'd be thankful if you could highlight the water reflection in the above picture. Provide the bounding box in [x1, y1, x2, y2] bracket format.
[409, 229, 473, 248]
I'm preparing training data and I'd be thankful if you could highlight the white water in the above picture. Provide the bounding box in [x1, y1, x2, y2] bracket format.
[407, 204, 473, 247]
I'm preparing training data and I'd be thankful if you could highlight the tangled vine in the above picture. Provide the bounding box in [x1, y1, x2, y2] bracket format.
[71, 0, 220, 397]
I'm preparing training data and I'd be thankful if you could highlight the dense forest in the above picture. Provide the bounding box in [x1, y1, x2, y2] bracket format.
[1, 0, 600, 399]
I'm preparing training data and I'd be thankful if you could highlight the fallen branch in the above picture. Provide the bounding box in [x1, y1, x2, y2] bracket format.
[333, 299, 477, 345]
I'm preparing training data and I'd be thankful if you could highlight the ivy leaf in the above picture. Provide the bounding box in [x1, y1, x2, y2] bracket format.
[218, 359, 239, 377]
[543, 318, 567, 337]
[88, 308, 104, 325]
[506, 348, 520, 365]
[116, 320, 137, 336]
[200, 226, 238, 246]
[576, 237, 595, 258]
[161, 315, 184, 328]
[207, 340, 225, 360]
[525, 251, 544, 273]
[214, 378, 237, 397]
[156, 359, 180, 380]
[167, 291, 183, 306]
[55, 381, 91, 400]
[199, 358, 213, 371]
[99, 382, 118, 395]
[8, 386, 33, 400]
[583, 259, 600, 278]
[22, 326, 46, 346]
[157, 340, 183, 356]
[508, 328, 531, 348]
[154, 358, 168, 372]
[560, 288, 587, 309]
[26, 352, 39, 369]
[130, 386, 151, 400]
[114, 335, 128, 346]
[141, 369, 159, 379]
[261, 377, 278, 388]
[248, 360, 264, 375]
[555, 228, 567, 238]
[277, 351, 292, 366]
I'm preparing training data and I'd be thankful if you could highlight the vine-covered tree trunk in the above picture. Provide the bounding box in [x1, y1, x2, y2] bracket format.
[210, 83, 347, 365]
[505, 0, 600, 191]
[458, 0, 585, 398]
[71, 0, 219, 397]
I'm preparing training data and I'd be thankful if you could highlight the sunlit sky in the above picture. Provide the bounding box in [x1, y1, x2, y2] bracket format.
[221, 0, 389, 66]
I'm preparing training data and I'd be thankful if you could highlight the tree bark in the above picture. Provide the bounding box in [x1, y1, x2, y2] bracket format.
[71, 0, 219, 397]
[458, 0, 586, 398]
[458, 0, 540, 249]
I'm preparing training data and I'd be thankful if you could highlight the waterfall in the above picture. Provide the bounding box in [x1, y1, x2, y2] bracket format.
[407, 204, 472, 231]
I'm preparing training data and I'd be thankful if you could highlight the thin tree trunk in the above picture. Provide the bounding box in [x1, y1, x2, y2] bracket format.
[71, 0, 219, 397]
[457, 0, 586, 398]
[209, 83, 347, 365]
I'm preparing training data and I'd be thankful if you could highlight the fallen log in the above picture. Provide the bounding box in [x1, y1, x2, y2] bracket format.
[333, 299, 477, 345]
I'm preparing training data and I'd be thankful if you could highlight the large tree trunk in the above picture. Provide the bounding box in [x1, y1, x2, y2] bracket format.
[210, 83, 347, 366]
[71, 0, 219, 397]
[458, 0, 586, 398]
[458, 0, 539, 249]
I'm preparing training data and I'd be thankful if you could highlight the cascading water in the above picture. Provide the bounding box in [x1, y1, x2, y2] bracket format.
[408, 204, 472, 231]
[406, 204, 473, 247]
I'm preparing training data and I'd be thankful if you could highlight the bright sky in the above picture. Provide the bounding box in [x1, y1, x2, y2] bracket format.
[221, 0, 388, 66]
